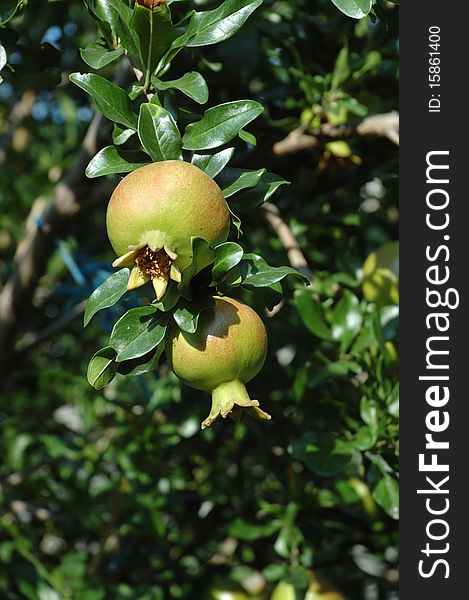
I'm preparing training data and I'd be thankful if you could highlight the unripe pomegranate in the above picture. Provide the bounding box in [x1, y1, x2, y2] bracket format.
[107, 161, 230, 299]
[165, 296, 270, 428]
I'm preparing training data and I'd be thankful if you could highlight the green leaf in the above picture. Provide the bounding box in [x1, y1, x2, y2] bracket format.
[387, 384, 399, 418]
[0, 44, 7, 84]
[229, 206, 243, 238]
[87, 346, 118, 390]
[244, 282, 283, 311]
[212, 242, 244, 283]
[178, 237, 216, 298]
[69, 73, 138, 129]
[294, 289, 333, 341]
[330, 0, 372, 19]
[238, 129, 257, 146]
[85, 0, 120, 45]
[8, 433, 33, 470]
[240, 253, 309, 287]
[153, 72, 209, 104]
[289, 431, 354, 477]
[331, 46, 350, 90]
[159, 0, 262, 71]
[185, 0, 263, 48]
[182, 100, 264, 150]
[80, 42, 124, 69]
[112, 124, 136, 145]
[85, 146, 150, 178]
[131, 2, 178, 86]
[217, 167, 265, 198]
[84, 269, 130, 326]
[331, 290, 363, 353]
[372, 473, 399, 520]
[106, 0, 140, 57]
[110, 306, 168, 362]
[173, 297, 214, 334]
[117, 344, 164, 376]
[228, 171, 289, 212]
[138, 103, 182, 162]
[152, 281, 182, 313]
[191, 147, 235, 178]
[227, 517, 279, 542]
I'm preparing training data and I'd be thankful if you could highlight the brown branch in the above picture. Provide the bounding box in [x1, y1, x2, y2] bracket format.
[262, 202, 312, 280]
[272, 111, 399, 157]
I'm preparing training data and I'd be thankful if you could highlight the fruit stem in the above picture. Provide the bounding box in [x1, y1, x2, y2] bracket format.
[201, 379, 271, 429]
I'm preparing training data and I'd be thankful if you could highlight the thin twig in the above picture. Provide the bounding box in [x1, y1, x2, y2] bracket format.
[262, 202, 312, 280]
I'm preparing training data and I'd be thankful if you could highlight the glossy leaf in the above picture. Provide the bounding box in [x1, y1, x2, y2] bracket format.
[0, 44, 6, 84]
[331, 290, 363, 352]
[110, 306, 168, 362]
[372, 473, 399, 520]
[112, 124, 136, 145]
[182, 100, 264, 150]
[80, 42, 124, 69]
[217, 167, 265, 198]
[69, 73, 138, 129]
[85, 0, 120, 45]
[173, 297, 214, 334]
[227, 517, 279, 542]
[138, 103, 182, 162]
[117, 344, 164, 376]
[85, 146, 150, 178]
[294, 289, 333, 340]
[106, 0, 140, 57]
[159, 0, 262, 71]
[238, 129, 257, 146]
[240, 253, 309, 287]
[191, 147, 235, 178]
[84, 269, 130, 326]
[228, 171, 289, 212]
[185, 0, 263, 47]
[330, 0, 372, 19]
[87, 347, 118, 390]
[212, 242, 244, 283]
[153, 72, 209, 104]
[178, 237, 216, 298]
[131, 2, 178, 82]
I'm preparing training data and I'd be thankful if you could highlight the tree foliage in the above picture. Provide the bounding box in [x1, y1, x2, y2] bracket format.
[0, 0, 398, 598]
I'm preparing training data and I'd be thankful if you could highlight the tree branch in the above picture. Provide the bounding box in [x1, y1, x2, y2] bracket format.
[262, 202, 312, 280]
[272, 111, 399, 157]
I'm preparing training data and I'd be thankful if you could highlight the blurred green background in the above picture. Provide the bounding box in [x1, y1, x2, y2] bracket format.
[0, 1, 399, 598]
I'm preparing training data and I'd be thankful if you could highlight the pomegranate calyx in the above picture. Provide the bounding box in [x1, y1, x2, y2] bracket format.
[201, 379, 271, 429]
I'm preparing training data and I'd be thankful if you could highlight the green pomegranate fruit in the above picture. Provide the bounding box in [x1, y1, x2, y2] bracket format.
[165, 296, 270, 429]
[106, 160, 230, 299]
[362, 241, 399, 307]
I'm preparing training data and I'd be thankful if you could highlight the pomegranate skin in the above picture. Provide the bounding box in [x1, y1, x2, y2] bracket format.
[106, 160, 230, 257]
[166, 296, 267, 391]
[165, 296, 270, 428]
